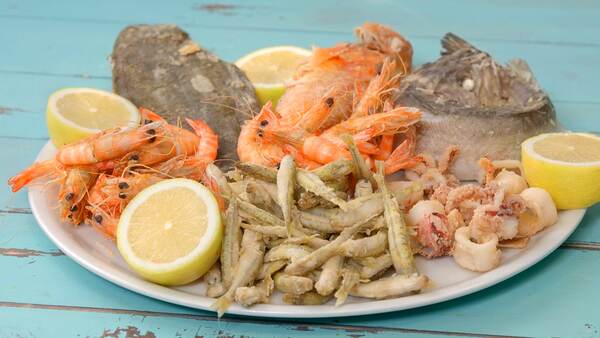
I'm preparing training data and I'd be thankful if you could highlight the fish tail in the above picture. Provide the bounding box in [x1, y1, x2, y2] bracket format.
[211, 295, 232, 318]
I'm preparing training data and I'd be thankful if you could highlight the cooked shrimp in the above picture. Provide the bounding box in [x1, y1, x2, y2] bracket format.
[56, 121, 165, 165]
[237, 102, 286, 166]
[277, 23, 413, 130]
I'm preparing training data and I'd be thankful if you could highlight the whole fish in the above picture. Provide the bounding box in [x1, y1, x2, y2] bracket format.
[112, 25, 260, 165]
[396, 33, 558, 180]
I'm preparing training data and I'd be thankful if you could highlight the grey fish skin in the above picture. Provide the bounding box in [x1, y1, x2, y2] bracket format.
[112, 25, 259, 166]
[396, 33, 558, 180]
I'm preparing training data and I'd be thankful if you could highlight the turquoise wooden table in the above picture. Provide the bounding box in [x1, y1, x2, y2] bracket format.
[1, 1, 600, 337]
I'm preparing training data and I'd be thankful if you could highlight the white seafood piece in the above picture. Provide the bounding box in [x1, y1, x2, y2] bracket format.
[492, 169, 528, 196]
[339, 231, 388, 258]
[387, 180, 424, 209]
[315, 255, 344, 296]
[407, 200, 445, 228]
[357, 253, 393, 279]
[518, 187, 558, 237]
[264, 244, 313, 263]
[274, 273, 314, 295]
[350, 273, 428, 299]
[453, 227, 501, 272]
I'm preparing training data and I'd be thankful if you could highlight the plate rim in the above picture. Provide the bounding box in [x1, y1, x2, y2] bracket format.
[28, 141, 586, 318]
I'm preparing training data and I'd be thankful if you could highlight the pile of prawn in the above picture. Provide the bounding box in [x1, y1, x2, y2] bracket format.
[237, 23, 422, 175]
[204, 140, 558, 316]
[8, 108, 219, 238]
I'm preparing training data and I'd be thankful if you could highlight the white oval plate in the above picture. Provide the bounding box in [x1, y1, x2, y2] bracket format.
[29, 142, 586, 318]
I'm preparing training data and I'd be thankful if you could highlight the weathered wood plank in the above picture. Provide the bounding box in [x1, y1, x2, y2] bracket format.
[0, 18, 599, 103]
[1, 0, 600, 46]
[0, 304, 507, 338]
[0, 243, 598, 337]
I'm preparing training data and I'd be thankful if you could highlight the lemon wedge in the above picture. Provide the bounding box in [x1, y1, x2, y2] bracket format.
[47, 88, 140, 146]
[117, 178, 222, 285]
[235, 46, 311, 107]
[522, 132, 600, 209]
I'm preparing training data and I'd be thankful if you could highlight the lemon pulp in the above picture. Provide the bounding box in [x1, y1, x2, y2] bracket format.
[117, 178, 222, 285]
[235, 46, 311, 106]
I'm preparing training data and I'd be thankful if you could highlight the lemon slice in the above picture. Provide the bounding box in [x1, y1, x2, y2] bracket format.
[117, 178, 222, 285]
[47, 88, 140, 146]
[235, 46, 311, 107]
[522, 132, 600, 209]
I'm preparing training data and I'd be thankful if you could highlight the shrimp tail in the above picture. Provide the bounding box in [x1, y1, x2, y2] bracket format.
[8, 160, 63, 192]
[384, 136, 422, 175]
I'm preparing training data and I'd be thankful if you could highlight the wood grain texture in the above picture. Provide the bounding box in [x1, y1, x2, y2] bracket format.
[1, 0, 600, 337]
[2, 0, 600, 46]
[0, 245, 599, 337]
[1, 18, 600, 104]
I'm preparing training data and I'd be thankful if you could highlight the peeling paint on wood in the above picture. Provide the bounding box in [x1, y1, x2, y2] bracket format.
[195, 3, 239, 15]
[100, 326, 156, 338]
[0, 248, 64, 258]
[0, 106, 25, 115]
[0, 207, 33, 214]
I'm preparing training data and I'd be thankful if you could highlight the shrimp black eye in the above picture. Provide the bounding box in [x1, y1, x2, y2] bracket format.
[130, 154, 140, 161]
[149, 136, 157, 143]
[118, 192, 127, 199]
[118, 182, 129, 189]
[144, 119, 152, 125]
[65, 192, 74, 201]
[146, 129, 156, 135]
[94, 214, 103, 224]
[325, 97, 334, 107]
[257, 130, 264, 137]
[260, 120, 269, 127]
[69, 205, 78, 212]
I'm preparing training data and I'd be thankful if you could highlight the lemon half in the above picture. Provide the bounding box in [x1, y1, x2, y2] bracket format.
[235, 46, 311, 107]
[117, 178, 222, 285]
[47, 88, 140, 146]
[522, 132, 600, 209]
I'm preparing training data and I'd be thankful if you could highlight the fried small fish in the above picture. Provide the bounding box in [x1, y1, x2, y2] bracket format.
[396, 33, 558, 180]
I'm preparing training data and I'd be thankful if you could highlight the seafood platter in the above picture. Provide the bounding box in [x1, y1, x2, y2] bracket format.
[11, 23, 599, 317]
